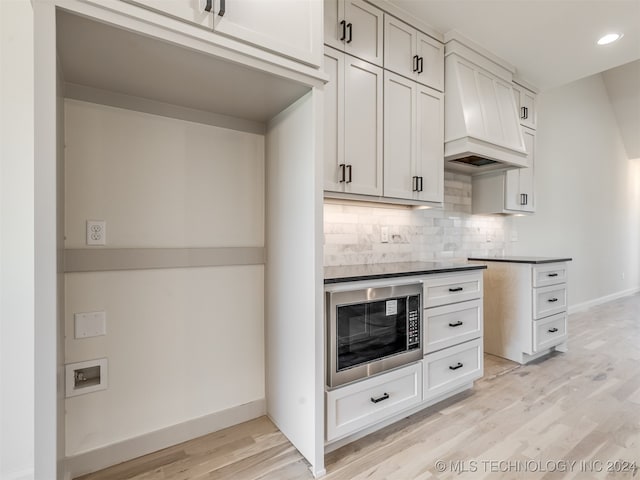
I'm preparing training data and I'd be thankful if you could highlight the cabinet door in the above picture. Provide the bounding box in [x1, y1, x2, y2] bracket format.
[323, 48, 345, 193]
[504, 128, 534, 211]
[519, 88, 537, 129]
[384, 71, 416, 200]
[519, 128, 535, 212]
[213, 0, 322, 67]
[384, 15, 416, 81]
[344, 0, 383, 66]
[127, 0, 214, 29]
[416, 33, 444, 92]
[416, 85, 443, 203]
[344, 55, 383, 196]
[324, 0, 344, 51]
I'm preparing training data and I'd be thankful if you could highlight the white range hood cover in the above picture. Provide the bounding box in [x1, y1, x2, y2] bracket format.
[443, 33, 528, 173]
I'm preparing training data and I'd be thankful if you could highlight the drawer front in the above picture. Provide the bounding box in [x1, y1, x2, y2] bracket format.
[423, 272, 483, 308]
[533, 263, 568, 287]
[534, 312, 567, 352]
[423, 338, 483, 401]
[424, 299, 482, 354]
[533, 284, 567, 319]
[326, 362, 422, 442]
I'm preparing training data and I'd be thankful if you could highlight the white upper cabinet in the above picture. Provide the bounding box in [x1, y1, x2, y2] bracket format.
[505, 127, 535, 212]
[384, 15, 443, 91]
[127, 0, 323, 67]
[324, 0, 384, 66]
[512, 81, 538, 130]
[324, 47, 383, 196]
[384, 71, 443, 203]
[472, 126, 535, 214]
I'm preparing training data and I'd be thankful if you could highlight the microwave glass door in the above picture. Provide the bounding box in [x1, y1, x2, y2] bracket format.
[336, 296, 408, 371]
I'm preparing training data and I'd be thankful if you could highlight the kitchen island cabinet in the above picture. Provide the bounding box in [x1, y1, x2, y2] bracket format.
[468, 257, 572, 364]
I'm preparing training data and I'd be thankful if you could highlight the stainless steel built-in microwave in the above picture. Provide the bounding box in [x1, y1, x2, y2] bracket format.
[326, 281, 423, 388]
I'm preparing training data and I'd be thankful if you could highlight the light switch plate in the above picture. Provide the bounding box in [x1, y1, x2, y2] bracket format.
[75, 311, 106, 339]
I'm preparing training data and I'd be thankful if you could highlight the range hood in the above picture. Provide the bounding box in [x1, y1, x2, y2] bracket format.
[444, 33, 528, 174]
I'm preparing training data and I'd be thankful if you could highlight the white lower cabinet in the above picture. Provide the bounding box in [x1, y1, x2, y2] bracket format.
[325, 270, 485, 445]
[472, 259, 571, 364]
[325, 362, 422, 442]
[423, 338, 483, 401]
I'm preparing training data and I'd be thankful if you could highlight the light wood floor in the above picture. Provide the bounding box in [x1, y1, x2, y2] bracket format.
[77, 294, 640, 480]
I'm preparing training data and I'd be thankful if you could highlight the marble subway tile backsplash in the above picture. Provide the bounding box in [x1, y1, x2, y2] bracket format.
[324, 172, 512, 266]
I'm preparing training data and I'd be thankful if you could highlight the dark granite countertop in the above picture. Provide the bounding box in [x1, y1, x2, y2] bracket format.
[324, 261, 486, 284]
[468, 256, 572, 264]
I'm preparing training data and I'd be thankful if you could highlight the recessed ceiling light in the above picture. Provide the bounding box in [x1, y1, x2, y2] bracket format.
[597, 33, 623, 45]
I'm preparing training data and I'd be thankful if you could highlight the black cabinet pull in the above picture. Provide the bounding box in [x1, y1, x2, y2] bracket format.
[449, 321, 463, 327]
[418, 56, 424, 74]
[346, 23, 353, 43]
[370, 392, 389, 403]
[339, 164, 346, 183]
[413, 55, 419, 72]
[548, 297, 558, 303]
[521, 106, 528, 119]
[205, 0, 212, 12]
[548, 327, 559, 333]
[449, 362, 463, 371]
[449, 287, 463, 292]
[218, 0, 225, 16]
[418, 176, 424, 192]
[548, 273, 559, 277]
[339, 20, 346, 41]
[346, 164, 352, 183]
[520, 193, 527, 205]
[412, 176, 419, 192]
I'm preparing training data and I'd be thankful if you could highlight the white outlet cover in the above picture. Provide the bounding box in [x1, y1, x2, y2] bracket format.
[86, 220, 106, 246]
[75, 311, 106, 339]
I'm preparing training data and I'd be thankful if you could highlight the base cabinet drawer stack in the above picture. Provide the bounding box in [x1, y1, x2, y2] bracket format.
[469, 258, 571, 365]
[421, 272, 484, 401]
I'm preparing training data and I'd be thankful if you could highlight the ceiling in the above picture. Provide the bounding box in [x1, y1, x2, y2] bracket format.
[388, 0, 640, 91]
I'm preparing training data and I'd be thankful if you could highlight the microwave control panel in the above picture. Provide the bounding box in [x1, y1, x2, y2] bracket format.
[407, 294, 421, 348]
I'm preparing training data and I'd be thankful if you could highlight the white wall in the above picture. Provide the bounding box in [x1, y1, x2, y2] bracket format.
[511, 73, 640, 307]
[64, 100, 266, 456]
[0, 1, 35, 479]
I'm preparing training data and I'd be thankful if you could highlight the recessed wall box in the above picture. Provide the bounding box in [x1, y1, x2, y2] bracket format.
[65, 358, 108, 397]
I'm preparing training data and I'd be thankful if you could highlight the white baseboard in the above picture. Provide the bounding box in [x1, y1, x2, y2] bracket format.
[64, 398, 266, 479]
[4, 468, 34, 480]
[568, 287, 640, 314]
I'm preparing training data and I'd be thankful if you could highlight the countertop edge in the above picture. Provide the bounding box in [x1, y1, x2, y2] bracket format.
[468, 257, 573, 264]
[324, 264, 487, 284]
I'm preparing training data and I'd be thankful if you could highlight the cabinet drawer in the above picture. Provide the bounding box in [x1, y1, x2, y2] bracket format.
[423, 338, 483, 401]
[534, 313, 567, 352]
[533, 284, 567, 319]
[424, 299, 482, 354]
[326, 362, 422, 442]
[533, 263, 567, 287]
[423, 273, 482, 307]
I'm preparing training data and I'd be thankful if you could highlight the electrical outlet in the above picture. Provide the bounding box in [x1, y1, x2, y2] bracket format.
[86, 220, 106, 246]
[510, 230, 519, 242]
[381, 226, 389, 243]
